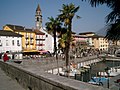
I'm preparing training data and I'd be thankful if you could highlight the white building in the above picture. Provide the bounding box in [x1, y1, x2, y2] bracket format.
[34, 29, 46, 51]
[35, 4, 54, 53]
[40, 28, 54, 53]
[0, 30, 23, 59]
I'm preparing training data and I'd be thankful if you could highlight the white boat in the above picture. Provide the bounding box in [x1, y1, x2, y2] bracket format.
[98, 68, 120, 77]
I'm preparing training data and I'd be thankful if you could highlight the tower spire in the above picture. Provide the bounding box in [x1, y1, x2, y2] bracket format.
[36, 4, 41, 12]
[35, 4, 42, 30]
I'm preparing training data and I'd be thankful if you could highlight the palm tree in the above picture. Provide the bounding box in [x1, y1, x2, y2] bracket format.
[105, 19, 120, 41]
[81, 0, 120, 41]
[46, 17, 62, 75]
[45, 17, 62, 56]
[58, 3, 80, 71]
[58, 32, 67, 53]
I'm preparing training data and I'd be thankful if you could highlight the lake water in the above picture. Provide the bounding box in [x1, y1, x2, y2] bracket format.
[75, 60, 120, 82]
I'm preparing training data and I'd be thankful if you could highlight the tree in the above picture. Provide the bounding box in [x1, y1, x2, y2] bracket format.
[58, 3, 80, 71]
[58, 30, 67, 54]
[45, 17, 62, 56]
[81, 0, 120, 41]
[105, 19, 120, 41]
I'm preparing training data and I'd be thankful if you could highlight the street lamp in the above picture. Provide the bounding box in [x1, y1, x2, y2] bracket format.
[105, 67, 110, 89]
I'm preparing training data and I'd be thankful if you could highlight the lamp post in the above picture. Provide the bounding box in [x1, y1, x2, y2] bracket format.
[105, 67, 110, 89]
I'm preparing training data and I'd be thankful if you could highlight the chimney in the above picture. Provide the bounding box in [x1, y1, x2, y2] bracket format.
[24, 26, 25, 30]
[14, 26, 16, 30]
[32, 27, 34, 31]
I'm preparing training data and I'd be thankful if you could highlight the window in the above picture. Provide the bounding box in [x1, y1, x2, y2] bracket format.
[37, 17, 39, 21]
[0, 40, 2, 46]
[12, 40, 14, 46]
[6, 40, 8, 46]
[17, 40, 20, 46]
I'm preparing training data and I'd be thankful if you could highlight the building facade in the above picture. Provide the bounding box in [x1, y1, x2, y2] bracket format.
[0, 30, 23, 59]
[90, 35, 109, 51]
[79, 32, 109, 51]
[35, 4, 54, 53]
[34, 29, 45, 51]
[3, 24, 38, 55]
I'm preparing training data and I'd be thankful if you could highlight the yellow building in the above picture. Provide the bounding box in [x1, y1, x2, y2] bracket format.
[79, 32, 109, 51]
[90, 35, 109, 51]
[3, 24, 38, 55]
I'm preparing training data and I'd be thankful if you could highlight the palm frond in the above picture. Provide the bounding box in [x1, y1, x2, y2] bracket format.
[105, 9, 120, 23]
[105, 21, 120, 40]
[76, 15, 81, 19]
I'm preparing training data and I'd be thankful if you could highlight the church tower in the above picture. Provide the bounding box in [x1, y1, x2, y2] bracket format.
[35, 4, 42, 30]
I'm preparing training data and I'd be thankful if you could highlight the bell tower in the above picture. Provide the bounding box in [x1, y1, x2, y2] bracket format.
[35, 4, 42, 30]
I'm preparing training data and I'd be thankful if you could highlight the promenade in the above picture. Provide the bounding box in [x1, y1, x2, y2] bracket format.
[0, 55, 120, 90]
[0, 67, 25, 90]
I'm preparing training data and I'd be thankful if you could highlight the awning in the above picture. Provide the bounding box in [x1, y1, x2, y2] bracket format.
[23, 50, 39, 52]
[39, 50, 48, 54]
[22, 50, 39, 55]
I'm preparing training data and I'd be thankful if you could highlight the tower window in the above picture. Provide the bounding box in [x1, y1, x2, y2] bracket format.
[37, 17, 39, 21]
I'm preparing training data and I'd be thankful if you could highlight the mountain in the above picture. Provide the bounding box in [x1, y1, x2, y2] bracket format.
[95, 26, 109, 37]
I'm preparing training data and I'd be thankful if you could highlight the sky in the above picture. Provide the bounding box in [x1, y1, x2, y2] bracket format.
[0, 0, 111, 34]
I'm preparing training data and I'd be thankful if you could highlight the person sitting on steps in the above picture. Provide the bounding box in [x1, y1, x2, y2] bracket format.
[3, 51, 9, 62]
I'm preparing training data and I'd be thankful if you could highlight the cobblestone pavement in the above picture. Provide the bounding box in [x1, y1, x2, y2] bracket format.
[0, 68, 25, 90]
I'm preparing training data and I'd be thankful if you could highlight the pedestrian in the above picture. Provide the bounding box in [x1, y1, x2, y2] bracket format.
[3, 51, 9, 62]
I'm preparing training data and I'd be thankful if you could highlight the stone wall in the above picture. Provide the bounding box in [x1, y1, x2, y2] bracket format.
[0, 61, 108, 90]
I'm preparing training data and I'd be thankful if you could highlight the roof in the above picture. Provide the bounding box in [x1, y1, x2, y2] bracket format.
[34, 29, 45, 35]
[79, 32, 95, 35]
[5, 24, 34, 32]
[73, 35, 88, 38]
[0, 30, 23, 37]
[88, 34, 105, 38]
[36, 4, 41, 11]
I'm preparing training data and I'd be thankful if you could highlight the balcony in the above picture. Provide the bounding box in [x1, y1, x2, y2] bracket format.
[30, 36, 33, 39]
[25, 42, 29, 45]
[30, 42, 34, 45]
[25, 35, 29, 39]
[25, 37, 29, 39]
[36, 38, 45, 41]
[36, 43, 45, 46]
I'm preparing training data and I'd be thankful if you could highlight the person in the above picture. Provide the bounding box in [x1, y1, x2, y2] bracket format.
[3, 51, 9, 62]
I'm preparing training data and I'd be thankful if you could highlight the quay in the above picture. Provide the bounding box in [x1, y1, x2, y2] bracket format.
[0, 55, 120, 90]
